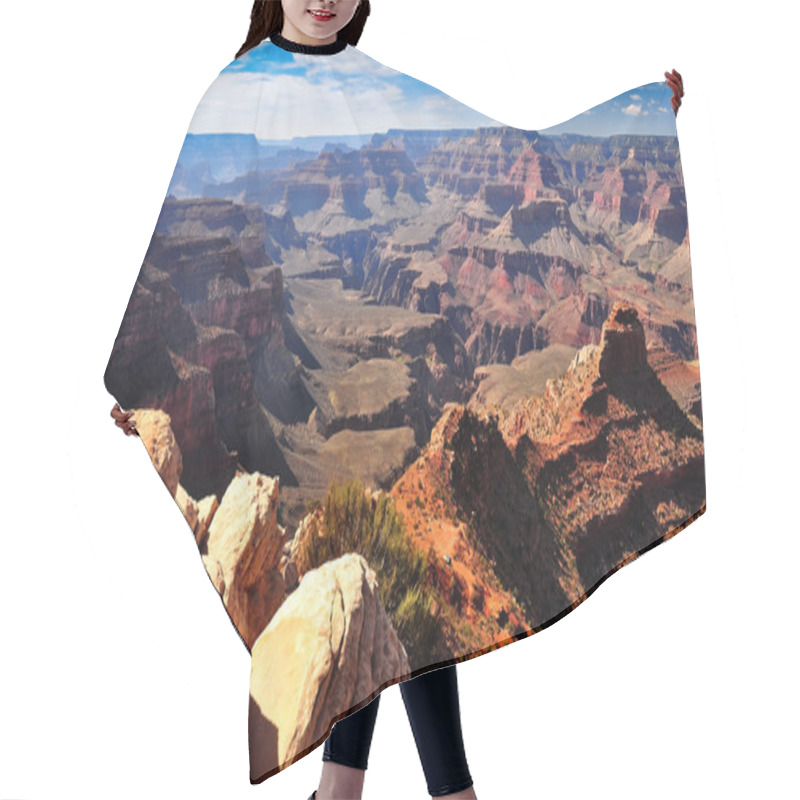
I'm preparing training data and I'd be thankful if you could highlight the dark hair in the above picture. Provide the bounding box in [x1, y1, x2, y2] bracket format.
[236, 1, 371, 59]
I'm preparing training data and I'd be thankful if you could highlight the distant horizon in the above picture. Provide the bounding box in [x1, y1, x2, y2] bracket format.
[184, 124, 677, 150]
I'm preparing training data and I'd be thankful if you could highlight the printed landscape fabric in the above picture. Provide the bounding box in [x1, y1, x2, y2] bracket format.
[103, 32, 707, 785]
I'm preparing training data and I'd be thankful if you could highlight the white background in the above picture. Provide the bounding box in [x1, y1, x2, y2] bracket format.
[1, 1, 795, 798]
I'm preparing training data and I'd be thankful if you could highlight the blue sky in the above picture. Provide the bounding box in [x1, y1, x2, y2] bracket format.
[187, 41, 676, 142]
[540, 82, 676, 137]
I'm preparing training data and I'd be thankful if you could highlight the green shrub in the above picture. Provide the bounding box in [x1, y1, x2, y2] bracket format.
[298, 477, 442, 665]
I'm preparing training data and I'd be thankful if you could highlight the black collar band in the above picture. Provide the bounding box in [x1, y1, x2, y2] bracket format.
[270, 31, 348, 55]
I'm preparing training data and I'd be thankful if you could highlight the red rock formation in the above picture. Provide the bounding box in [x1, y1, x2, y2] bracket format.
[647, 344, 703, 424]
[597, 301, 648, 376]
[507, 143, 562, 204]
[387, 301, 705, 657]
[264, 143, 427, 215]
[104, 198, 289, 500]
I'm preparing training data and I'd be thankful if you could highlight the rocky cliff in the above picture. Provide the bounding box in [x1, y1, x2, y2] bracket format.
[386, 301, 705, 655]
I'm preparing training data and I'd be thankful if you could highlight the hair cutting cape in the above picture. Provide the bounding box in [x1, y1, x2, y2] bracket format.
[103, 31, 707, 785]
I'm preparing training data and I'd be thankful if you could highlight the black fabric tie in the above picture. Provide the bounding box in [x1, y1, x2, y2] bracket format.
[270, 31, 348, 55]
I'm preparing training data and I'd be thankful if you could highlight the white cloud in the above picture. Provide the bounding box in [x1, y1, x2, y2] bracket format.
[621, 102, 643, 117]
[188, 49, 499, 140]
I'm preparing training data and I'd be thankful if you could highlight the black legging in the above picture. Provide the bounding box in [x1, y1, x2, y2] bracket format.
[322, 664, 473, 797]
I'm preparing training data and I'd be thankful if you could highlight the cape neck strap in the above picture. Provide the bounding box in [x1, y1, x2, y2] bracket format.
[270, 31, 348, 55]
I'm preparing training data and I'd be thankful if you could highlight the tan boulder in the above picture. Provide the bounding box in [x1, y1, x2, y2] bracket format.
[248, 553, 409, 782]
[202, 471, 288, 648]
[194, 494, 220, 552]
[134, 409, 182, 497]
[175, 484, 198, 532]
